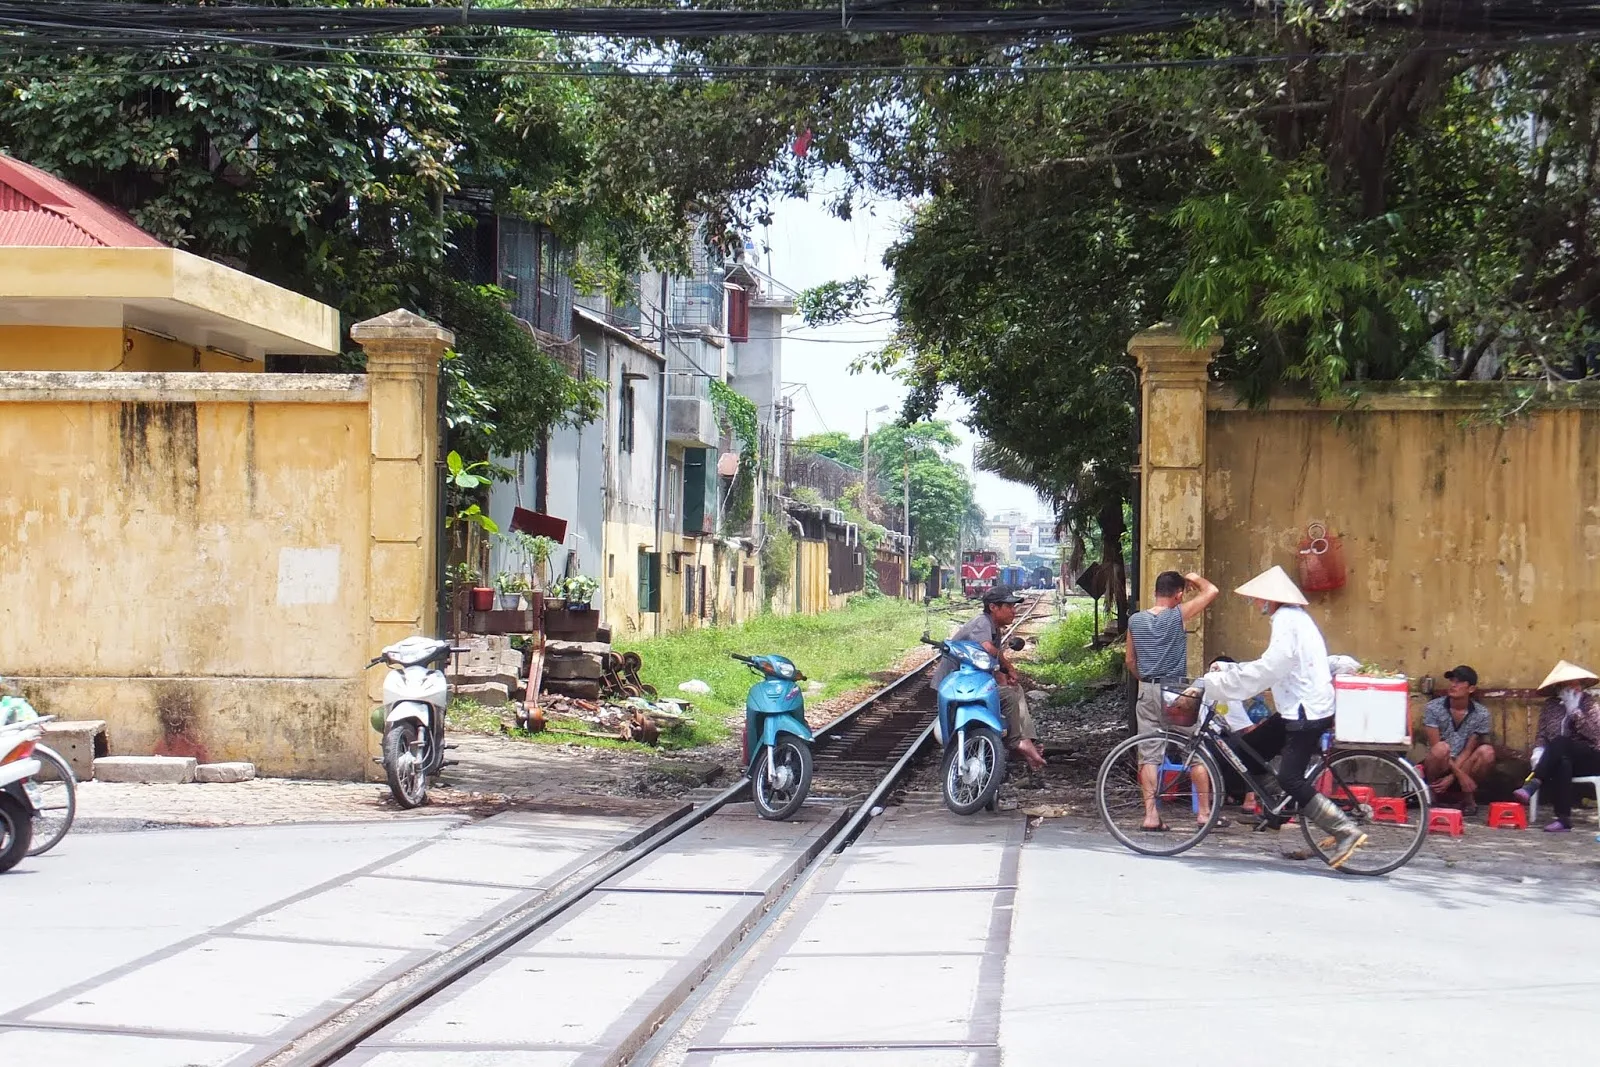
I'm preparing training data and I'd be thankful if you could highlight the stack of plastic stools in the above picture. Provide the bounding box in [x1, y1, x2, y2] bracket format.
[1157, 759, 1200, 813]
[1427, 808, 1465, 836]
[1486, 802, 1527, 829]
[1371, 797, 1408, 823]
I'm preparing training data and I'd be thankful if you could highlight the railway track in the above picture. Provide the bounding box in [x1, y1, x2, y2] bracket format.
[273, 592, 1048, 1067]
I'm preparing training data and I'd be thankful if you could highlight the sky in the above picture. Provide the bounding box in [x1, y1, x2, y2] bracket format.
[759, 188, 1048, 522]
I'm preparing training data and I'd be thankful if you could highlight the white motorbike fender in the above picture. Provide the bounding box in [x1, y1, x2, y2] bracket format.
[0, 757, 41, 792]
[385, 701, 432, 728]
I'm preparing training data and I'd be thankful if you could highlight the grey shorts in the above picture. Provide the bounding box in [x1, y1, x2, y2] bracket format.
[1136, 680, 1194, 765]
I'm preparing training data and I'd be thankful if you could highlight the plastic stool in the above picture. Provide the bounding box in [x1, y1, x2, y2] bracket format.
[1428, 808, 1465, 836]
[1158, 759, 1200, 814]
[1371, 797, 1408, 823]
[1486, 802, 1527, 830]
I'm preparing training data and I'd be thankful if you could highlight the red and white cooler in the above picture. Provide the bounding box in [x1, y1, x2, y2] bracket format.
[1333, 674, 1411, 744]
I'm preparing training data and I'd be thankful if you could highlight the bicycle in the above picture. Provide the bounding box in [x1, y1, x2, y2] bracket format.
[27, 741, 76, 857]
[1095, 684, 1431, 876]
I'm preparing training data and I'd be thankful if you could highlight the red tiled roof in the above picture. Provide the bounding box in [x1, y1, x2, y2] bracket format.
[0, 152, 165, 248]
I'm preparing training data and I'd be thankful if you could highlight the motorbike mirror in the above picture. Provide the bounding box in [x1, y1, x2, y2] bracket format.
[1008, 637, 1025, 652]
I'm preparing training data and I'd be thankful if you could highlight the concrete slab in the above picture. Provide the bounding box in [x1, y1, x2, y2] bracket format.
[719, 954, 985, 1046]
[236, 875, 523, 949]
[38, 718, 104, 780]
[195, 762, 256, 783]
[377, 839, 590, 889]
[998, 824, 1600, 1066]
[786, 889, 1000, 956]
[352, 1053, 581, 1067]
[92, 755, 196, 784]
[684, 1052, 986, 1067]
[831, 842, 1007, 893]
[380, 956, 678, 1046]
[0, 1028, 251, 1067]
[515, 890, 757, 958]
[28, 936, 410, 1038]
[604, 847, 791, 894]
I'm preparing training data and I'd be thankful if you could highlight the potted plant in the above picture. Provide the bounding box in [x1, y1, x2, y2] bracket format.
[494, 570, 530, 611]
[555, 574, 599, 610]
[450, 562, 493, 613]
[499, 531, 558, 594]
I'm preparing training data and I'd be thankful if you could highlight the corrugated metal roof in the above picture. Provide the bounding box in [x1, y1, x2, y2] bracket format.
[0, 153, 165, 248]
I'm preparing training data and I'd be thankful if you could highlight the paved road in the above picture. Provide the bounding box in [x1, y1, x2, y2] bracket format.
[8, 810, 1598, 1067]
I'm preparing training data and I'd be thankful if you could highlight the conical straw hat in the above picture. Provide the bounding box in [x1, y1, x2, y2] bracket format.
[1233, 565, 1308, 606]
[1538, 660, 1599, 692]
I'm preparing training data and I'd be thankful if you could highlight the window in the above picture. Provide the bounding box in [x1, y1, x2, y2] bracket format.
[583, 347, 600, 378]
[620, 384, 636, 455]
[666, 459, 682, 532]
[637, 550, 660, 612]
[727, 284, 751, 343]
[684, 565, 697, 616]
[608, 554, 615, 578]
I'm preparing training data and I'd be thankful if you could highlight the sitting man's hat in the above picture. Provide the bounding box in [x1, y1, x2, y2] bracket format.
[1538, 660, 1599, 692]
[982, 585, 1023, 606]
[1233, 565, 1308, 606]
[1444, 665, 1479, 686]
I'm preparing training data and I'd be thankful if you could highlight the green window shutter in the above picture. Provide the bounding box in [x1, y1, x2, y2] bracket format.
[637, 549, 661, 612]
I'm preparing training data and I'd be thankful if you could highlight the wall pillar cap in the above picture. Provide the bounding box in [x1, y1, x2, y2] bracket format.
[1128, 323, 1222, 376]
[350, 308, 454, 348]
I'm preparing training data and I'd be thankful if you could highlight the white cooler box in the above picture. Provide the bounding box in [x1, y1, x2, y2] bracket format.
[1333, 675, 1411, 744]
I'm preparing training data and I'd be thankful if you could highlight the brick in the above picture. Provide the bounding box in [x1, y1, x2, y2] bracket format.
[545, 640, 612, 657]
[93, 756, 197, 784]
[545, 656, 603, 681]
[195, 762, 257, 784]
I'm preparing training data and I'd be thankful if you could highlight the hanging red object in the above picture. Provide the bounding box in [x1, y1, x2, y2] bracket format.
[791, 128, 814, 157]
[1297, 522, 1347, 592]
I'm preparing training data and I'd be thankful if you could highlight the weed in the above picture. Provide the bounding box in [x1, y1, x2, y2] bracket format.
[446, 697, 504, 735]
[1023, 607, 1122, 701]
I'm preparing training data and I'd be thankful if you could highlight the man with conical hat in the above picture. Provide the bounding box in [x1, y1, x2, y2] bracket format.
[1512, 661, 1600, 832]
[1191, 565, 1367, 867]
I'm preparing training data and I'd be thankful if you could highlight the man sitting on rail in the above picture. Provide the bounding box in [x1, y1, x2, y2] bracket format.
[933, 585, 1047, 773]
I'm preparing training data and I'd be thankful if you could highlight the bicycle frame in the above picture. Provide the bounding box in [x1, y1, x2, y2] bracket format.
[1168, 707, 1405, 823]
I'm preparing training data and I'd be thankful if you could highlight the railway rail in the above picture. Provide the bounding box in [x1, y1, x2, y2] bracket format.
[274, 591, 1047, 1067]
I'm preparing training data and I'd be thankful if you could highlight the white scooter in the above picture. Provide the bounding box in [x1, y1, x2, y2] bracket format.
[366, 636, 461, 809]
[0, 720, 41, 872]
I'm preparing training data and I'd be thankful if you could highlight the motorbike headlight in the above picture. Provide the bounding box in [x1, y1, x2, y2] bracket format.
[969, 650, 995, 672]
[775, 662, 796, 680]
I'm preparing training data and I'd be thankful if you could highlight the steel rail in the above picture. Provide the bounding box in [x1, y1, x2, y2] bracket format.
[275, 773, 751, 1067]
[628, 592, 1046, 1065]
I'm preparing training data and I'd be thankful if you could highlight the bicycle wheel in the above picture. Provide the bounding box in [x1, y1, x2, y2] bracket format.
[1096, 730, 1223, 857]
[26, 744, 76, 857]
[1299, 752, 1429, 876]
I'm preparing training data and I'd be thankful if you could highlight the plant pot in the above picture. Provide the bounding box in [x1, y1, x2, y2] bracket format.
[470, 587, 495, 612]
[546, 597, 566, 612]
[565, 600, 592, 611]
[496, 592, 522, 610]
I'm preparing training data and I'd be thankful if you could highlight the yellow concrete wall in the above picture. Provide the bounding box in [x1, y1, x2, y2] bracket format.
[0, 382, 373, 777]
[1203, 386, 1600, 751]
[0, 326, 264, 372]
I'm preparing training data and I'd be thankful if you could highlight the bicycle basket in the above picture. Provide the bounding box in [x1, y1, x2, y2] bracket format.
[1160, 686, 1201, 728]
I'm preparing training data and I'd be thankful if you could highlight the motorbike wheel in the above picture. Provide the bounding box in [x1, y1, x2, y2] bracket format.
[941, 725, 1007, 816]
[382, 722, 429, 809]
[0, 793, 33, 873]
[751, 738, 812, 821]
[26, 744, 76, 857]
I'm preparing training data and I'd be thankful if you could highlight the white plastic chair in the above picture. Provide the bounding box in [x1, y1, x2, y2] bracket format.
[1530, 776, 1600, 825]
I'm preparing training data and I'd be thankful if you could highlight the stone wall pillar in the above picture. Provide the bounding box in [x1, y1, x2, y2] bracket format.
[1129, 325, 1220, 678]
[352, 310, 451, 774]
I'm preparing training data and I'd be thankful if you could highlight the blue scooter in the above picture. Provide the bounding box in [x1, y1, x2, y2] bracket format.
[922, 631, 1024, 815]
[732, 653, 815, 820]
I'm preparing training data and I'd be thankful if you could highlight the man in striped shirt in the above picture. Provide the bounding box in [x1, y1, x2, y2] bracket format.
[1124, 570, 1218, 830]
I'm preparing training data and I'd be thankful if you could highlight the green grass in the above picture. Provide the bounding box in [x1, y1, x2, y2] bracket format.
[1023, 607, 1122, 701]
[616, 597, 938, 746]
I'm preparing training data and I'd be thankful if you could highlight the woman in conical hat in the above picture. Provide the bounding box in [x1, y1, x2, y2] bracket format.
[1512, 661, 1600, 831]
[1193, 565, 1367, 867]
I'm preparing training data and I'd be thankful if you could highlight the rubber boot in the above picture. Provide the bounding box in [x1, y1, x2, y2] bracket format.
[1305, 794, 1367, 869]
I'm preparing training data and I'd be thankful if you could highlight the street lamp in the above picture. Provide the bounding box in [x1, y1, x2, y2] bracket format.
[862, 405, 889, 511]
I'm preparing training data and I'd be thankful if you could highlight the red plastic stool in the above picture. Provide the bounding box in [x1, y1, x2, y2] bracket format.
[1371, 797, 1408, 823]
[1345, 785, 1377, 807]
[1428, 808, 1465, 836]
[1486, 802, 1528, 830]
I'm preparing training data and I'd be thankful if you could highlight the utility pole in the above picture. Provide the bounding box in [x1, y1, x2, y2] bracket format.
[903, 447, 912, 598]
[862, 411, 871, 514]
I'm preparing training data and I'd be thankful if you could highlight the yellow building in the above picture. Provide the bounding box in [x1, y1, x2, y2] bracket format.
[0, 152, 440, 779]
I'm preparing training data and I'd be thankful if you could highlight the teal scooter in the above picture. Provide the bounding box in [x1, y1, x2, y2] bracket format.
[921, 631, 1025, 815]
[733, 653, 815, 820]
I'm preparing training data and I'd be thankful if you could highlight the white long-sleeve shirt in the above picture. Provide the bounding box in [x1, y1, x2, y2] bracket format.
[1201, 605, 1335, 721]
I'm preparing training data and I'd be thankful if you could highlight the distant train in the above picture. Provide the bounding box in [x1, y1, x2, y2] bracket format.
[960, 550, 999, 598]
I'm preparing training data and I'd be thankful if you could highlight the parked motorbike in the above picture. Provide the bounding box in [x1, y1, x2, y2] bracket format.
[922, 632, 1026, 815]
[366, 636, 462, 809]
[733, 653, 815, 820]
[0, 718, 41, 871]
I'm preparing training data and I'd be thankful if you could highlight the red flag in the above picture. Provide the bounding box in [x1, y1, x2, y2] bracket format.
[791, 128, 814, 157]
